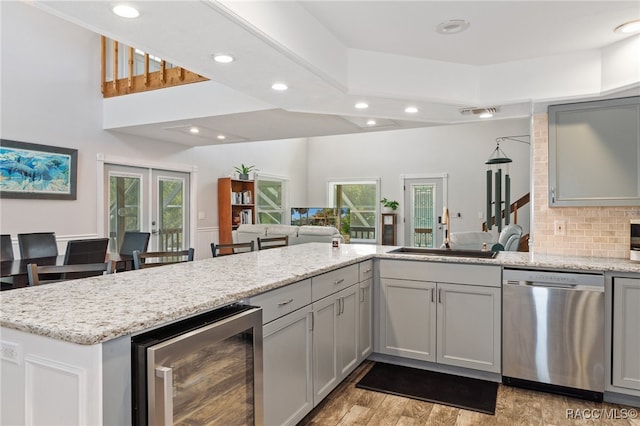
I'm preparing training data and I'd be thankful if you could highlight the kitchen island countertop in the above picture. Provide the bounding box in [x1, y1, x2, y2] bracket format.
[1, 243, 638, 345]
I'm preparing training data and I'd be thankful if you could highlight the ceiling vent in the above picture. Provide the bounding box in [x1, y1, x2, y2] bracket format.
[459, 107, 498, 117]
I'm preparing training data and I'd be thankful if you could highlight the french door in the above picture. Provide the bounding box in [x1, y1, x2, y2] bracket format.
[105, 164, 190, 254]
[404, 177, 444, 248]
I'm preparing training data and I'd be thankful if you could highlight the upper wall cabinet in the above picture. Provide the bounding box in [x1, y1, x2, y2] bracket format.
[548, 96, 640, 207]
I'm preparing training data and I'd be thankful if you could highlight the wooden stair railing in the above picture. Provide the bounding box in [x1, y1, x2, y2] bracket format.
[482, 192, 530, 232]
[100, 36, 208, 98]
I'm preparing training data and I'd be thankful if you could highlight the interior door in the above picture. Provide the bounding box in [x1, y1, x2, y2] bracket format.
[404, 178, 443, 248]
[105, 165, 189, 253]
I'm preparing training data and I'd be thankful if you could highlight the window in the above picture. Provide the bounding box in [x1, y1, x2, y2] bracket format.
[256, 175, 288, 224]
[329, 180, 379, 243]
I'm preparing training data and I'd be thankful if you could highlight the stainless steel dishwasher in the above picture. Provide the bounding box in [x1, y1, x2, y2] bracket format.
[502, 268, 605, 401]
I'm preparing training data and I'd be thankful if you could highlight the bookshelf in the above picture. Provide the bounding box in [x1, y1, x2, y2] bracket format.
[218, 177, 255, 245]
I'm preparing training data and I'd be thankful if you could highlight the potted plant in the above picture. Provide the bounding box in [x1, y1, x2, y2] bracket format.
[380, 197, 399, 213]
[234, 164, 255, 180]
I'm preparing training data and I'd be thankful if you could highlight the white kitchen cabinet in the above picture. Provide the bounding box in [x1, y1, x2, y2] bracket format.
[379, 277, 437, 361]
[312, 291, 339, 402]
[612, 277, 640, 391]
[436, 282, 501, 373]
[358, 278, 373, 362]
[312, 283, 359, 403]
[378, 260, 501, 373]
[262, 306, 313, 426]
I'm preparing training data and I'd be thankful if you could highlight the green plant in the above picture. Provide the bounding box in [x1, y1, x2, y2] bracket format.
[234, 164, 255, 175]
[380, 197, 399, 210]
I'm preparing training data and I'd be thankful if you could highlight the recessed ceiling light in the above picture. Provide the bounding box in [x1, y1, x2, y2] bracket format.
[366, 119, 377, 126]
[189, 127, 199, 134]
[614, 19, 640, 34]
[112, 5, 139, 18]
[436, 20, 470, 35]
[212, 54, 234, 64]
[271, 82, 288, 91]
[217, 135, 226, 140]
[478, 110, 494, 119]
[404, 106, 419, 114]
[355, 102, 369, 109]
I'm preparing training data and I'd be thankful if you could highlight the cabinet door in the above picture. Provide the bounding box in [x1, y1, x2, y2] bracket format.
[312, 295, 339, 403]
[380, 278, 436, 361]
[337, 285, 359, 380]
[263, 306, 313, 426]
[358, 279, 373, 362]
[436, 283, 501, 373]
[262, 306, 313, 425]
[612, 277, 640, 391]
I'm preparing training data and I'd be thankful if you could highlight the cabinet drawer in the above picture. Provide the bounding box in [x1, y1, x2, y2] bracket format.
[249, 279, 312, 324]
[380, 260, 500, 287]
[312, 264, 359, 301]
[359, 260, 374, 282]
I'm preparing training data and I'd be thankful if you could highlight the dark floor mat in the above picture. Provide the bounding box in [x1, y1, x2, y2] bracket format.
[356, 362, 498, 415]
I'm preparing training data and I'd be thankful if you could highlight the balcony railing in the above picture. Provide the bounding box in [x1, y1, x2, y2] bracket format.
[100, 36, 208, 98]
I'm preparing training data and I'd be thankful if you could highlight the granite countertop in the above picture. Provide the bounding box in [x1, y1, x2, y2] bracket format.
[1, 243, 638, 345]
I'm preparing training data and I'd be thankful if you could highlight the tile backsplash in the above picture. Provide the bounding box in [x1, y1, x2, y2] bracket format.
[532, 113, 640, 258]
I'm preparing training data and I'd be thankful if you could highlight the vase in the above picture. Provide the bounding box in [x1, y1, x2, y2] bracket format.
[238, 173, 249, 180]
[382, 206, 394, 214]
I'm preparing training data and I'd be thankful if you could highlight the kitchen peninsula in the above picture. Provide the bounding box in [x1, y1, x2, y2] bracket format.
[1, 243, 638, 425]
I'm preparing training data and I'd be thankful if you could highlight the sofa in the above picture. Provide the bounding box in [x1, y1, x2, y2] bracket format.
[449, 224, 523, 251]
[233, 224, 344, 246]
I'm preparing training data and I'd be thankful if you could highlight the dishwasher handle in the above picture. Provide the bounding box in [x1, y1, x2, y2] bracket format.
[505, 280, 604, 292]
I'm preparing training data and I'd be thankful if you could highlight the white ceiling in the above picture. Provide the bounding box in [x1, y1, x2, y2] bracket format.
[31, 1, 640, 146]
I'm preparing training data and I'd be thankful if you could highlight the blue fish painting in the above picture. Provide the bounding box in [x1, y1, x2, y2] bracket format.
[0, 144, 72, 195]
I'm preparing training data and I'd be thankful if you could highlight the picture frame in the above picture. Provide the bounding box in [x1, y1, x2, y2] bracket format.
[0, 139, 78, 200]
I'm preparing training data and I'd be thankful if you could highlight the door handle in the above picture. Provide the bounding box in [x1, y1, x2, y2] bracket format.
[155, 366, 173, 426]
[438, 288, 442, 303]
[278, 298, 294, 306]
[431, 288, 435, 303]
[334, 278, 345, 285]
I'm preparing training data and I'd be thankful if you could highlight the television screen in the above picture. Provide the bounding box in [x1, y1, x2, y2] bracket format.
[291, 207, 349, 236]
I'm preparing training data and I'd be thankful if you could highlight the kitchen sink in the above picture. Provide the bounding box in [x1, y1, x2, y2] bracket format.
[388, 247, 498, 259]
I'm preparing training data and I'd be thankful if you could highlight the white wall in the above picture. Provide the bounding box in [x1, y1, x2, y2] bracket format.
[306, 118, 531, 245]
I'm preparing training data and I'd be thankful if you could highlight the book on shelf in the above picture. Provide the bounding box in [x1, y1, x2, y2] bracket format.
[241, 209, 253, 224]
[242, 190, 252, 204]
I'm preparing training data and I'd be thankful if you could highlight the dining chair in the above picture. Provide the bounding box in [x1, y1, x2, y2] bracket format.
[27, 261, 116, 286]
[120, 232, 151, 256]
[1, 234, 14, 261]
[18, 232, 58, 259]
[64, 238, 110, 264]
[63, 238, 110, 279]
[257, 236, 289, 250]
[211, 241, 255, 257]
[132, 248, 194, 270]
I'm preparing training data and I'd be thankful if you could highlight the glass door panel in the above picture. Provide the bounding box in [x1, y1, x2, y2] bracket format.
[330, 181, 378, 244]
[106, 165, 148, 255]
[404, 178, 443, 248]
[152, 170, 189, 251]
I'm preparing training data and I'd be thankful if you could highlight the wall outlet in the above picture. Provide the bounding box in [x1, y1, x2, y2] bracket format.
[1, 340, 21, 365]
[554, 220, 566, 236]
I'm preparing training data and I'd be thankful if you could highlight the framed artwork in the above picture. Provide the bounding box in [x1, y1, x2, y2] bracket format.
[0, 139, 78, 200]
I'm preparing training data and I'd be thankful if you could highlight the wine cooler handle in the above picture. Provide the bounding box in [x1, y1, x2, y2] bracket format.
[156, 366, 173, 426]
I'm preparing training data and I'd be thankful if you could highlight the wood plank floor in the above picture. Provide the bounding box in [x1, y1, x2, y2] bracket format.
[299, 361, 640, 426]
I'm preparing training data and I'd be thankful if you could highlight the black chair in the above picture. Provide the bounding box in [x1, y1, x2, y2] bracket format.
[1, 234, 14, 261]
[132, 248, 194, 270]
[64, 238, 109, 264]
[120, 232, 151, 256]
[18, 232, 58, 259]
[211, 241, 255, 257]
[63, 238, 110, 279]
[27, 261, 116, 286]
[257, 236, 289, 250]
